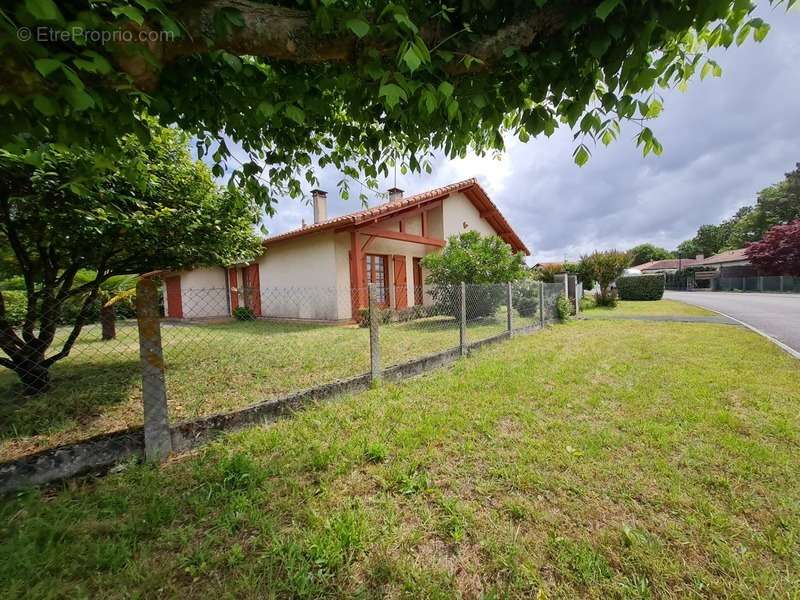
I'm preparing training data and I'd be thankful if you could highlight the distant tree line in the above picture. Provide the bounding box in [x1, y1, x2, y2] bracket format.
[676, 163, 800, 258]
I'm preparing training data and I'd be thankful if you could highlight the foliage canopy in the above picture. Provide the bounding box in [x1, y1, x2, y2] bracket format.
[0, 0, 784, 208]
[0, 126, 261, 394]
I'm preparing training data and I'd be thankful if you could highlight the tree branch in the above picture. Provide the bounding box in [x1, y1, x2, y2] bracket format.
[116, 0, 575, 90]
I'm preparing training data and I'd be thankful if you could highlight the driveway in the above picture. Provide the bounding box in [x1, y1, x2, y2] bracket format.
[665, 291, 800, 355]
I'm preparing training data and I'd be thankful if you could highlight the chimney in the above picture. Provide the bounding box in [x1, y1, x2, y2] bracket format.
[388, 187, 404, 203]
[695, 254, 704, 262]
[311, 189, 327, 224]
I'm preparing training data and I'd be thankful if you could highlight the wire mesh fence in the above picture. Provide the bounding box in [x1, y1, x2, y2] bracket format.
[1, 280, 571, 462]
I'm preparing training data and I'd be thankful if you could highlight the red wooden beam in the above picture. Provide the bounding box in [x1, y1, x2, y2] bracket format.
[358, 226, 445, 247]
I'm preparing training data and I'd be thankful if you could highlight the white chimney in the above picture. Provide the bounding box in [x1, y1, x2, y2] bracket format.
[695, 254, 704, 261]
[311, 189, 327, 224]
[388, 187, 404, 203]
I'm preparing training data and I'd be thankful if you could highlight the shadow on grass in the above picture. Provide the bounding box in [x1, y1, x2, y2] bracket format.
[0, 359, 140, 441]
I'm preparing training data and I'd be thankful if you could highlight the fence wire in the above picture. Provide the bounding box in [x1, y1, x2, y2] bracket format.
[1, 279, 572, 461]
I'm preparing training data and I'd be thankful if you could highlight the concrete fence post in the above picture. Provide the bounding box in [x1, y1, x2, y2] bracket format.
[539, 281, 544, 328]
[368, 283, 381, 382]
[506, 282, 513, 334]
[135, 278, 172, 462]
[459, 282, 467, 356]
[759, 276, 764, 292]
[780, 276, 785, 292]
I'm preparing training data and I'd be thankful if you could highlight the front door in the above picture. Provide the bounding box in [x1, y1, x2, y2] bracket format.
[165, 276, 183, 318]
[393, 256, 408, 309]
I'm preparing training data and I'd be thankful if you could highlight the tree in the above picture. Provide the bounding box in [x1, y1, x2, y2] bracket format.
[745, 220, 800, 276]
[628, 244, 673, 266]
[1, 1, 780, 207]
[421, 231, 525, 318]
[422, 231, 526, 285]
[0, 127, 261, 395]
[578, 251, 629, 306]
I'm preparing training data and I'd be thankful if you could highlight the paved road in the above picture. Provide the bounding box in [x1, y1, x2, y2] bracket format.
[665, 291, 800, 355]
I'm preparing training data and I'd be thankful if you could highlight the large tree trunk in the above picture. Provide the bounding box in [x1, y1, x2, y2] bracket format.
[100, 304, 116, 340]
[12, 350, 51, 396]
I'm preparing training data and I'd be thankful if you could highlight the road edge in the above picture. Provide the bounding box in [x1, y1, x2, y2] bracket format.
[704, 307, 800, 360]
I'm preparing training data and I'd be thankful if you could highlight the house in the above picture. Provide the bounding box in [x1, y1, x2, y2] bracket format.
[161, 178, 529, 321]
[631, 256, 704, 274]
[690, 247, 756, 285]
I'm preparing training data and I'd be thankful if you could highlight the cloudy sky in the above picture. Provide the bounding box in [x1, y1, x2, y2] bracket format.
[260, 5, 799, 263]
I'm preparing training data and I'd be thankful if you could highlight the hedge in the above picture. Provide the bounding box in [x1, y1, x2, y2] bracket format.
[617, 274, 665, 300]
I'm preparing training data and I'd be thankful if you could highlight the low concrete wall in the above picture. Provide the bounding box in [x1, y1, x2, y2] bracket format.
[0, 324, 547, 494]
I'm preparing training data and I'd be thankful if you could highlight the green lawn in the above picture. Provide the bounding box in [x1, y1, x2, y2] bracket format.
[0, 309, 530, 460]
[1, 320, 798, 598]
[583, 298, 715, 318]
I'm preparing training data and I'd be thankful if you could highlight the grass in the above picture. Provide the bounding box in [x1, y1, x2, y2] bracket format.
[0, 308, 523, 460]
[583, 298, 715, 318]
[1, 319, 798, 598]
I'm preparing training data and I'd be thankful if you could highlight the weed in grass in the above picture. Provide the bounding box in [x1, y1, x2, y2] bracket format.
[363, 442, 388, 464]
[548, 535, 612, 586]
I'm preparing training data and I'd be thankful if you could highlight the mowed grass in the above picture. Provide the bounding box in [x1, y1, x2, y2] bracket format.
[1, 320, 798, 598]
[583, 298, 715, 318]
[0, 311, 522, 460]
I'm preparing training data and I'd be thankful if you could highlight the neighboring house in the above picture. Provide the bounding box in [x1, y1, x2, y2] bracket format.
[631, 256, 704, 274]
[692, 247, 756, 283]
[162, 178, 529, 321]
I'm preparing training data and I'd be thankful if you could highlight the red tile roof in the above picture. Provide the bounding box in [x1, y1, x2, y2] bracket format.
[701, 248, 750, 265]
[633, 258, 702, 271]
[263, 178, 530, 255]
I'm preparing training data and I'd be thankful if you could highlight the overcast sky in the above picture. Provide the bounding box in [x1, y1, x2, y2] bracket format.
[258, 5, 799, 263]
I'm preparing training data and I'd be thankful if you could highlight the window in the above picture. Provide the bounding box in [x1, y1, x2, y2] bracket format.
[364, 254, 389, 306]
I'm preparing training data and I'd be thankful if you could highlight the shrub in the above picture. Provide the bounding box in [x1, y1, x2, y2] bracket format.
[556, 294, 572, 321]
[617, 274, 665, 300]
[594, 288, 618, 307]
[233, 306, 256, 321]
[1, 290, 26, 326]
[357, 306, 394, 327]
[579, 295, 596, 311]
[578, 250, 629, 305]
[512, 279, 540, 317]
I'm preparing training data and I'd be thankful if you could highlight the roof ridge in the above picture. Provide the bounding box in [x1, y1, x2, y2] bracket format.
[262, 177, 479, 242]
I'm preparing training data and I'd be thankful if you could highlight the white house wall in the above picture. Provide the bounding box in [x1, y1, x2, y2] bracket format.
[441, 192, 497, 239]
[259, 232, 340, 320]
[165, 267, 228, 318]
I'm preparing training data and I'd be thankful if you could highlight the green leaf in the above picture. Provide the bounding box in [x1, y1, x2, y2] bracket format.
[589, 35, 612, 59]
[754, 23, 770, 42]
[402, 46, 421, 72]
[33, 58, 62, 78]
[438, 81, 454, 99]
[65, 87, 95, 111]
[596, 0, 623, 21]
[257, 101, 275, 117]
[573, 144, 590, 166]
[111, 6, 145, 26]
[393, 13, 419, 34]
[345, 18, 370, 39]
[284, 104, 305, 124]
[378, 83, 407, 109]
[221, 52, 242, 72]
[24, 0, 63, 21]
[33, 95, 57, 116]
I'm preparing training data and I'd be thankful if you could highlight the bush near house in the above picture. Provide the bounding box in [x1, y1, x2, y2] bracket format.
[512, 278, 540, 317]
[617, 274, 665, 300]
